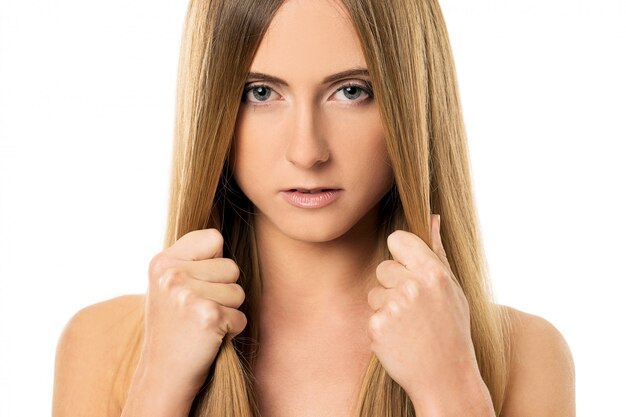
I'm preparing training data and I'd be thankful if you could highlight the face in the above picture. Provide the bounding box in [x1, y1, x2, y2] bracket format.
[230, 0, 394, 243]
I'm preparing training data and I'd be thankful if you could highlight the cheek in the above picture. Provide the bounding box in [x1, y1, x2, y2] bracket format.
[334, 111, 392, 184]
[369, 152, 394, 196]
[330, 105, 387, 151]
[365, 113, 393, 185]
[231, 111, 279, 187]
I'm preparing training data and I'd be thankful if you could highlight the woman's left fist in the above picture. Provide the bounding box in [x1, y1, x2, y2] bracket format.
[367, 214, 483, 409]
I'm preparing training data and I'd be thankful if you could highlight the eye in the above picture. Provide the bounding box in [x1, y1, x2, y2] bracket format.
[241, 84, 276, 104]
[241, 81, 375, 105]
[332, 82, 374, 104]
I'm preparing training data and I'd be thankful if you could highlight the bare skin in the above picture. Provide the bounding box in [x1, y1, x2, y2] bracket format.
[52, 294, 575, 416]
[52, 0, 575, 416]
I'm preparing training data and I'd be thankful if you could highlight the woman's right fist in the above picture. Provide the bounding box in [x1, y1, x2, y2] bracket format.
[138, 228, 247, 401]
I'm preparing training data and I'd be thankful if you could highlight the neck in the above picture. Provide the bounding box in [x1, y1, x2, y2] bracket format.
[253, 206, 385, 325]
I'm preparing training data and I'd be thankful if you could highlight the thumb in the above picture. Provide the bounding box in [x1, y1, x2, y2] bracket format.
[432, 214, 451, 270]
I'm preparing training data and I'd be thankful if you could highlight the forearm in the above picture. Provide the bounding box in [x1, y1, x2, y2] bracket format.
[120, 364, 195, 417]
[121, 389, 193, 417]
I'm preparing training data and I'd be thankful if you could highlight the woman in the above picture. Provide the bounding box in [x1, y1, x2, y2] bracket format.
[52, 0, 575, 416]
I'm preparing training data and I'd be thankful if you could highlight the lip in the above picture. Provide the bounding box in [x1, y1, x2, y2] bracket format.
[279, 189, 342, 209]
[280, 186, 341, 192]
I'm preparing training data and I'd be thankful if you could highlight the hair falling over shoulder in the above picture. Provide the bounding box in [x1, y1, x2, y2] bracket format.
[116, 0, 513, 415]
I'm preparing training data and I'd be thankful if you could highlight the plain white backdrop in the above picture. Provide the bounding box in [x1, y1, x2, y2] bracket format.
[1, 0, 624, 415]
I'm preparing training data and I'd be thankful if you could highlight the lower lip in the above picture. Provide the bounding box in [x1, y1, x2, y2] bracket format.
[279, 190, 342, 208]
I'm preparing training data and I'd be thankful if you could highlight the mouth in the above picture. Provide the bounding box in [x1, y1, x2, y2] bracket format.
[280, 188, 343, 208]
[289, 188, 336, 194]
[281, 185, 341, 194]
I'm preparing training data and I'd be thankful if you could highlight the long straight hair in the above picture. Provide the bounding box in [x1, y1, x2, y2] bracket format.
[115, 0, 512, 415]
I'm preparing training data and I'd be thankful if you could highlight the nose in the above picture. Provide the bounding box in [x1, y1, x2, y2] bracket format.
[284, 105, 330, 169]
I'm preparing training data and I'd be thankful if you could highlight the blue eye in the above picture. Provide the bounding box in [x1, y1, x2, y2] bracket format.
[242, 85, 275, 103]
[335, 83, 374, 102]
[241, 81, 374, 106]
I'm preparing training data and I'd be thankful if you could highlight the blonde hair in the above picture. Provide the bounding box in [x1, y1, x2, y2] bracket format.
[116, 0, 512, 415]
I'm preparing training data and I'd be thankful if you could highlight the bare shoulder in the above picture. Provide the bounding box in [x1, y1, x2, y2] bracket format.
[500, 305, 576, 417]
[52, 294, 146, 417]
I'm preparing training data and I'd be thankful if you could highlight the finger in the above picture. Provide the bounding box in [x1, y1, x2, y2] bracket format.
[221, 306, 248, 340]
[188, 280, 245, 309]
[431, 214, 452, 271]
[161, 270, 245, 308]
[375, 259, 411, 289]
[181, 257, 240, 283]
[386, 229, 438, 272]
[166, 228, 224, 261]
[367, 285, 391, 311]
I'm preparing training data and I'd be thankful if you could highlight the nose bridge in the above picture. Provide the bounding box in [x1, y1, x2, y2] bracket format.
[284, 101, 330, 168]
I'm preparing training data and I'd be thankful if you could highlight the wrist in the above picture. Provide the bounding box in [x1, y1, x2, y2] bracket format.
[122, 383, 194, 417]
[408, 369, 495, 417]
[121, 359, 196, 417]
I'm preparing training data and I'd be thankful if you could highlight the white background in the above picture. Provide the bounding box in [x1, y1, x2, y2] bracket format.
[1, 0, 625, 415]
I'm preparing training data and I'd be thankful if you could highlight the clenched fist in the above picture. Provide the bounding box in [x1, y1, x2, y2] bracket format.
[137, 228, 248, 404]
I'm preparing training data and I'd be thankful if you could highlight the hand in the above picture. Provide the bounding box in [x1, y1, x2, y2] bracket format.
[138, 228, 248, 404]
[367, 214, 491, 415]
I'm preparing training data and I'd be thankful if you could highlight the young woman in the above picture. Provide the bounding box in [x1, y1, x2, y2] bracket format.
[52, 0, 575, 416]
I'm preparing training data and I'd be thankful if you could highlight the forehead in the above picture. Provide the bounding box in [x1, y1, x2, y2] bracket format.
[250, 0, 367, 80]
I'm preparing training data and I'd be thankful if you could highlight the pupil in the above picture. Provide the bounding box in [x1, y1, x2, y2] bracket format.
[253, 86, 271, 101]
[343, 86, 361, 100]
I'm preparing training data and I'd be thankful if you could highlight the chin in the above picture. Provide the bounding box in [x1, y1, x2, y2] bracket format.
[250, 191, 386, 245]
[279, 217, 353, 243]
[260, 207, 375, 245]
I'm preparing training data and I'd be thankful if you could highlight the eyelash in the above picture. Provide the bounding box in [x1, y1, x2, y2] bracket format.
[241, 81, 375, 107]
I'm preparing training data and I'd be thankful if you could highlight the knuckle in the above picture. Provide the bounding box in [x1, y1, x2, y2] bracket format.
[368, 287, 381, 309]
[176, 229, 224, 259]
[375, 262, 384, 277]
[205, 228, 224, 249]
[424, 264, 448, 287]
[399, 279, 419, 301]
[149, 253, 169, 280]
[224, 258, 240, 281]
[368, 313, 384, 337]
[234, 310, 248, 334]
[176, 287, 195, 308]
[197, 300, 222, 330]
[375, 259, 393, 276]
[386, 300, 402, 317]
[186, 228, 208, 241]
[435, 270, 452, 287]
[160, 268, 185, 291]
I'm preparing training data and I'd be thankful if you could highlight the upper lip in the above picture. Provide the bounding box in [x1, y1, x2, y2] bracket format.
[281, 186, 341, 192]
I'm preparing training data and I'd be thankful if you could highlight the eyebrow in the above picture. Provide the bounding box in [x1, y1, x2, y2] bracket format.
[245, 67, 370, 87]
